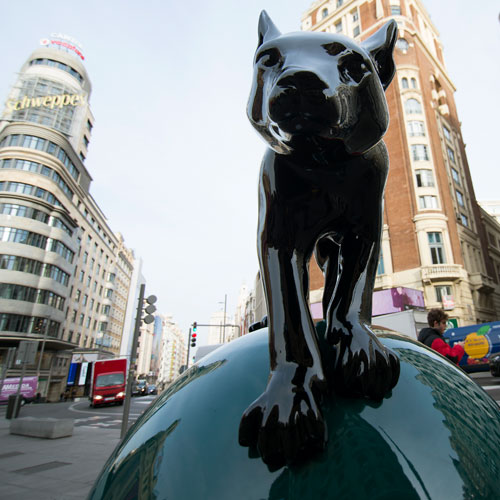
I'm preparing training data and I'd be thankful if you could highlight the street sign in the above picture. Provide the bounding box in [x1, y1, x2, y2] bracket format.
[16, 341, 38, 365]
[446, 318, 458, 330]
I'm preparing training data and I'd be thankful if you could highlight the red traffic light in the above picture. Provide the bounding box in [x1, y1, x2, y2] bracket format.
[191, 333, 197, 339]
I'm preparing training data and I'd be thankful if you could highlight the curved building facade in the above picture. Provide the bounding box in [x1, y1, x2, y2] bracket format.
[303, 0, 500, 327]
[0, 36, 135, 400]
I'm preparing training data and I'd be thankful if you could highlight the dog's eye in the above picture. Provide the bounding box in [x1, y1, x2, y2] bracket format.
[339, 54, 369, 84]
[256, 48, 282, 68]
[323, 42, 346, 56]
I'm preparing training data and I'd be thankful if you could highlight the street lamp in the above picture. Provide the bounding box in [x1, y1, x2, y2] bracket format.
[36, 317, 50, 384]
[218, 294, 227, 343]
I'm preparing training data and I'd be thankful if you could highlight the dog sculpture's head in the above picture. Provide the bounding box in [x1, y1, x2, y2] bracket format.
[248, 11, 397, 155]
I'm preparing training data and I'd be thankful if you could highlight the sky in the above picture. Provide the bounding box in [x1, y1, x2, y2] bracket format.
[0, 1, 499, 344]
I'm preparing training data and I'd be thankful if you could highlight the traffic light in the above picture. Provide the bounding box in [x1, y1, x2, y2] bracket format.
[191, 322, 197, 347]
[143, 295, 157, 324]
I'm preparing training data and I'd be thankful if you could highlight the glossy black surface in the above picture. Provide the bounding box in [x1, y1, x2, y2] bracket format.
[239, 12, 400, 470]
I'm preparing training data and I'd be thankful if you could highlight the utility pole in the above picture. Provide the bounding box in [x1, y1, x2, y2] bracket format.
[121, 284, 156, 439]
[185, 327, 192, 367]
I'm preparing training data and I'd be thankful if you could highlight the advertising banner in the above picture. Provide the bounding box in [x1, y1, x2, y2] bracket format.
[67, 362, 78, 386]
[0, 376, 38, 402]
[78, 362, 89, 386]
[372, 287, 425, 317]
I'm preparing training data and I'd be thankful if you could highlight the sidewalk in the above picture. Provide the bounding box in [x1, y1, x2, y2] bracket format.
[0, 416, 121, 500]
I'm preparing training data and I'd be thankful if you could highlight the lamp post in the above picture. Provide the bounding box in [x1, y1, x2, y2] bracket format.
[218, 294, 227, 343]
[36, 317, 50, 393]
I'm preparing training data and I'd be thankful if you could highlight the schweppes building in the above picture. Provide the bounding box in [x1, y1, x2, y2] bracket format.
[0, 35, 136, 401]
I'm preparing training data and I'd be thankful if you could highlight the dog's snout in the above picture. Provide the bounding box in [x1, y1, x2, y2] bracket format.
[276, 70, 328, 93]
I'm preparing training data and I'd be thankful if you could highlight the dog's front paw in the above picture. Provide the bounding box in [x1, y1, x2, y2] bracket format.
[329, 325, 400, 401]
[239, 365, 327, 471]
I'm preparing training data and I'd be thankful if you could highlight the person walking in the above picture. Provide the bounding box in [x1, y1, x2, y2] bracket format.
[418, 308, 465, 365]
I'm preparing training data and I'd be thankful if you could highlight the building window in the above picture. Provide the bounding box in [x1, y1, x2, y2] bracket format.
[456, 190, 465, 207]
[75, 289, 81, 301]
[443, 125, 451, 141]
[411, 144, 430, 161]
[352, 10, 359, 22]
[428, 232, 446, 264]
[396, 38, 409, 51]
[336, 0, 343, 7]
[460, 214, 469, 227]
[435, 285, 452, 302]
[377, 254, 385, 275]
[321, 8, 328, 18]
[419, 195, 438, 209]
[79, 313, 84, 326]
[335, 21, 342, 33]
[415, 169, 435, 187]
[401, 77, 409, 89]
[451, 167, 461, 185]
[353, 25, 360, 37]
[405, 98, 422, 114]
[82, 294, 88, 306]
[447, 147, 456, 164]
[411, 78, 418, 89]
[408, 120, 425, 136]
[391, 6, 401, 15]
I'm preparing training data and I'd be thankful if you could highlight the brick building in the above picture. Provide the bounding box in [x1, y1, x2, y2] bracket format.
[302, 0, 500, 326]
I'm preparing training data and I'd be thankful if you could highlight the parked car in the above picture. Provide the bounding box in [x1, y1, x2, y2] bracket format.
[490, 355, 500, 377]
[132, 379, 148, 396]
[148, 384, 157, 395]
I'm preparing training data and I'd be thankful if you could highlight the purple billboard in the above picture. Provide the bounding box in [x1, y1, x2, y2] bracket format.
[0, 376, 38, 402]
[372, 287, 425, 317]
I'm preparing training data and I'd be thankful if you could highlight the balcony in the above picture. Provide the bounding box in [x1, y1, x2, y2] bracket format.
[469, 272, 496, 294]
[421, 264, 463, 283]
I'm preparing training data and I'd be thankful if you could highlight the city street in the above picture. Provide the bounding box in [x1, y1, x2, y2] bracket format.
[0, 394, 158, 430]
[469, 371, 500, 405]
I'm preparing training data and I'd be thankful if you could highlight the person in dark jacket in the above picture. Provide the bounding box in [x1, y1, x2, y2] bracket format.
[418, 309, 465, 365]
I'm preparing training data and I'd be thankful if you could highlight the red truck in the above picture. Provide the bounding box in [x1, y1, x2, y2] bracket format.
[89, 358, 127, 408]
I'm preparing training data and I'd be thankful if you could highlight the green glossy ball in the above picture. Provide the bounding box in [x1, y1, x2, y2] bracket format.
[89, 329, 500, 500]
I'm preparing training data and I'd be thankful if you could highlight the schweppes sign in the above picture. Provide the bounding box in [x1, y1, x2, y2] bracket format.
[6, 94, 86, 111]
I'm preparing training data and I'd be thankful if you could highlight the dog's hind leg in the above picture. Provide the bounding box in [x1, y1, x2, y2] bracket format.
[324, 227, 399, 400]
[315, 232, 342, 322]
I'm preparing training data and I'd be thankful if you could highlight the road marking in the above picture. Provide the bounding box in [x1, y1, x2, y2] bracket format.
[68, 402, 140, 417]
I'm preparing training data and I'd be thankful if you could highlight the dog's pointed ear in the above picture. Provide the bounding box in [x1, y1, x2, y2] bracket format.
[258, 10, 281, 47]
[362, 20, 397, 90]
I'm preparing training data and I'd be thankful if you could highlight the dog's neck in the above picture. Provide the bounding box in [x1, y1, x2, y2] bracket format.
[282, 135, 373, 167]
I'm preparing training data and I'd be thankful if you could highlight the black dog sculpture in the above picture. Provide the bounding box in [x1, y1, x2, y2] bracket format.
[239, 11, 400, 470]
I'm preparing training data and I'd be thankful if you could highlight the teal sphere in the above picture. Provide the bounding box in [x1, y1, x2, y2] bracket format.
[89, 329, 500, 499]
